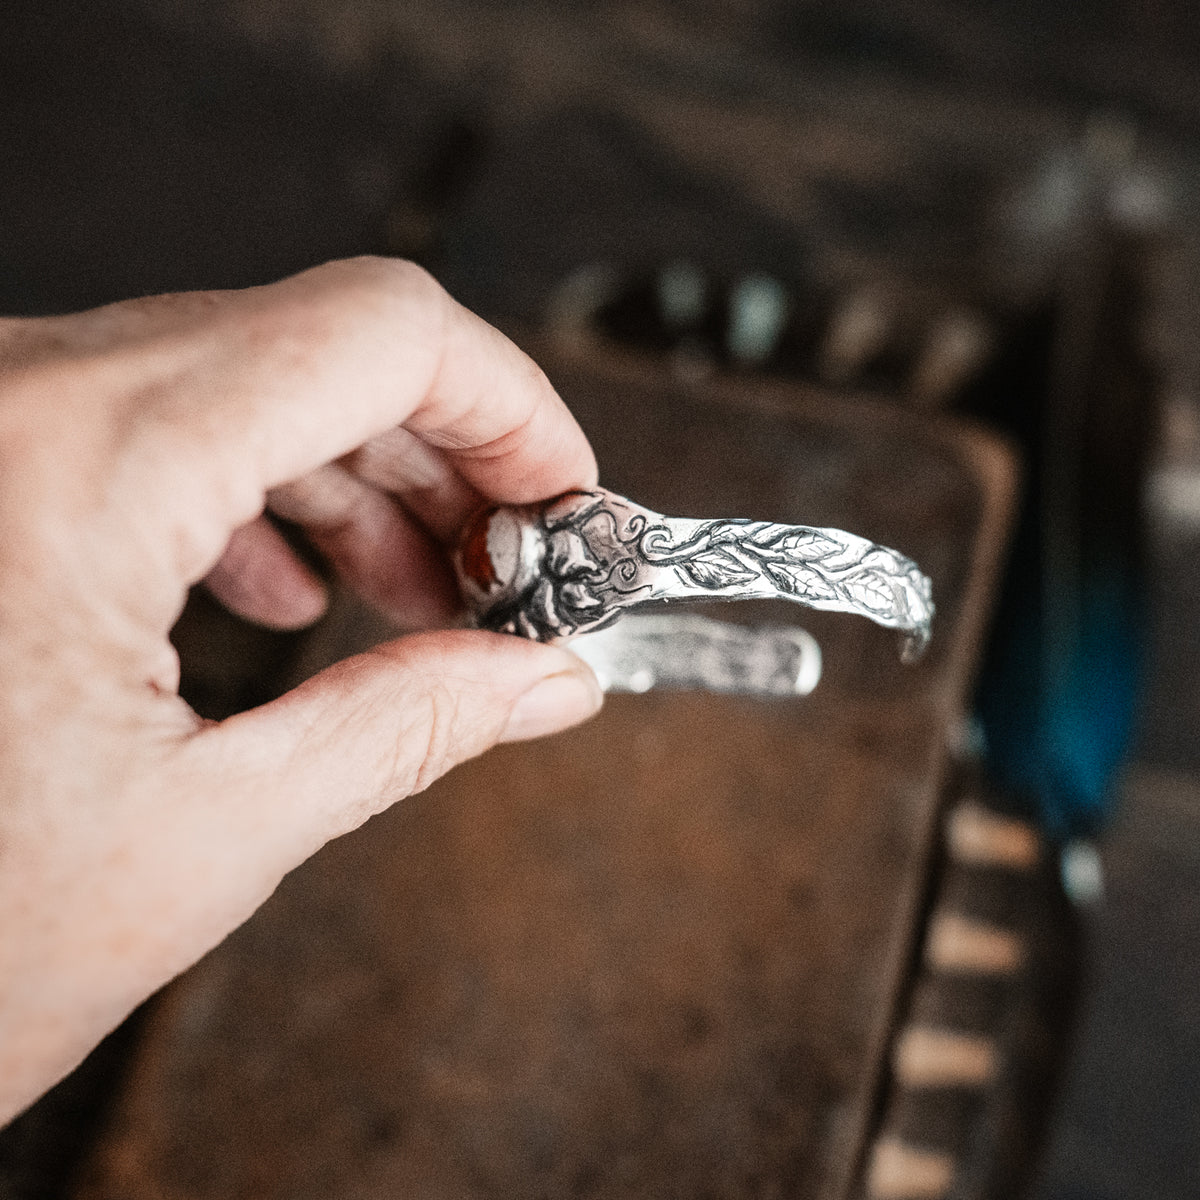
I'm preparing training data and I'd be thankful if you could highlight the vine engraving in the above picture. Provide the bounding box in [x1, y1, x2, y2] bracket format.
[468, 489, 933, 659]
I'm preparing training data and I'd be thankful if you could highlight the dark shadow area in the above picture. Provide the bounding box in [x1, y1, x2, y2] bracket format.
[0, 0, 463, 315]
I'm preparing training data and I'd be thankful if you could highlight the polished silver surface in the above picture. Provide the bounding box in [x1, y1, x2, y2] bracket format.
[569, 613, 822, 696]
[456, 487, 933, 661]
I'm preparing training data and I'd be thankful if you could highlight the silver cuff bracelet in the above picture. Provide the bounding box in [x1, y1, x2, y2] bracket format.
[455, 488, 933, 665]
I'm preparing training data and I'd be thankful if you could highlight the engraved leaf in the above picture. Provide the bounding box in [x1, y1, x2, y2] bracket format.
[848, 571, 896, 613]
[764, 561, 799, 595]
[773, 563, 839, 602]
[779, 530, 843, 559]
[710, 522, 756, 545]
[680, 548, 758, 590]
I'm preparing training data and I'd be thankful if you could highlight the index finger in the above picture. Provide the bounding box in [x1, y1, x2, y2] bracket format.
[231, 258, 597, 499]
[70, 258, 597, 576]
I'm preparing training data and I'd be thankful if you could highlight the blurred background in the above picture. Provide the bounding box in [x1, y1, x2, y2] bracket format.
[1, 1, 1198, 1197]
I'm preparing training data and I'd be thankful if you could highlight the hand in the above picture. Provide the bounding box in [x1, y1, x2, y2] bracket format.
[0, 258, 603, 1122]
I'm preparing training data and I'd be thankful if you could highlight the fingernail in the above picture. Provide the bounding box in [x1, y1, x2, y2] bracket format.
[501, 666, 604, 743]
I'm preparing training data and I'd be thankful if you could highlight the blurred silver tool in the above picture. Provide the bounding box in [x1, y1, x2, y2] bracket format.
[568, 612, 822, 696]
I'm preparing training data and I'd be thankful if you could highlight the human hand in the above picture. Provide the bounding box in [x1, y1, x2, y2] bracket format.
[0, 258, 603, 1122]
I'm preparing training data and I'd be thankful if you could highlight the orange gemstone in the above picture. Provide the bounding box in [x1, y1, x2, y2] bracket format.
[460, 508, 498, 589]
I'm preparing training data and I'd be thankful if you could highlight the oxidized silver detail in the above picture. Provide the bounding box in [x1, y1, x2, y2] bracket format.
[456, 488, 933, 661]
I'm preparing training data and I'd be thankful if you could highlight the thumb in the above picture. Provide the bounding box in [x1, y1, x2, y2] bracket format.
[195, 630, 603, 853]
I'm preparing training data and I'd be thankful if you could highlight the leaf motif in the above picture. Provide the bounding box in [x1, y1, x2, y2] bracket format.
[777, 530, 843, 559]
[680, 548, 758, 590]
[764, 561, 799, 595]
[711, 545, 757, 572]
[847, 570, 896, 614]
[709, 521, 756, 545]
[783, 565, 839, 602]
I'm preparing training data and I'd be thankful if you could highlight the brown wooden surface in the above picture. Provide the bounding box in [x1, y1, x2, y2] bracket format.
[76, 346, 1014, 1200]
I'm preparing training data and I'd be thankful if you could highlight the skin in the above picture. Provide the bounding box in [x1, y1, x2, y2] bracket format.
[0, 257, 604, 1124]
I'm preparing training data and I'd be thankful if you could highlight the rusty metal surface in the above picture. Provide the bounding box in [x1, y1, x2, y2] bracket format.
[75, 347, 1013, 1200]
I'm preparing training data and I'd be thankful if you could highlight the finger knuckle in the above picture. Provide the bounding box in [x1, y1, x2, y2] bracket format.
[246, 257, 445, 376]
[408, 679, 464, 794]
[314, 255, 442, 316]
